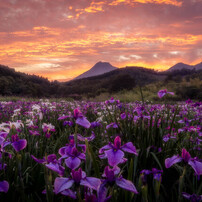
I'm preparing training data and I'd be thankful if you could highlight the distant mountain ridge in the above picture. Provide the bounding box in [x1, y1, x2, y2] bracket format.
[74, 61, 117, 80]
[74, 61, 202, 80]
[167, 62, 202, 72]
[0, 62, 201, 98]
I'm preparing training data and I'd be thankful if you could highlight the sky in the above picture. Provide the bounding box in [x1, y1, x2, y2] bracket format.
[0, 0, 202, 81]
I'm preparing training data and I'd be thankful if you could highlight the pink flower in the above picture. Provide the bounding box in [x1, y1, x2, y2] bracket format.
[158, 89, 174, 98]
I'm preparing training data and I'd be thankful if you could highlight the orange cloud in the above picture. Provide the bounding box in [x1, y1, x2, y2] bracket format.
[109, 0, 182, 6]
[71, 0, 182, 19]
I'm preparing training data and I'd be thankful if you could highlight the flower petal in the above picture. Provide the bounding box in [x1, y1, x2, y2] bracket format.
[105, 149, 124, 167]
[80, 177, 101, 190]
[158, 90, 166, 98]
[116, 177, 138, 194]
[58, 147, 66, 156]
[165, 155, 182, 168]
[121, 142, 138, 155]
[168, 92, 174, 96]
[46, 163, 65, 176]
[65, 157, 81, 170]
[99, 144, 112, 154]
[61, 189, 77, 199]
[12, 139, 27, 152]
[76, 117, 91, 128]
[31, 155, 46, 164]
[54, 177, 74, 194]
[47, 154, 57, 163]
[98, 181, 108, 202]
[188, 160, 202, 175]
[0, 181, 9, 193]
[0, 136, 5, 145]
[78, 153, 86, 160]
[77, 133, 95, 142]
[99, 153, 107, 159]
[112, 166, 121, 175]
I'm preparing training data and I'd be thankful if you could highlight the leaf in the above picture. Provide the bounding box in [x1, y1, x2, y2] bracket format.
[150, 152, 163, 170]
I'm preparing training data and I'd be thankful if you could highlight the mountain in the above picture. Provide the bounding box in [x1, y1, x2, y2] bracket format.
[167, 62, 202, 72]
[74, 61, 117, 80]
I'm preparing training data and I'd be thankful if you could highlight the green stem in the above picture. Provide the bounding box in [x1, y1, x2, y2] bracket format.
[178, 166, 186, 202]
[74, 124, 78, 146]
[139, 85, 145, 105]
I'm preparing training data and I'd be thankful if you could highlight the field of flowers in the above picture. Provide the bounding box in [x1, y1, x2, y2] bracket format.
[0, 92, 201, 201]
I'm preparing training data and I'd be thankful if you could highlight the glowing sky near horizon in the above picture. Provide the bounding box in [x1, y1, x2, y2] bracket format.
[0, 0, 202, 81]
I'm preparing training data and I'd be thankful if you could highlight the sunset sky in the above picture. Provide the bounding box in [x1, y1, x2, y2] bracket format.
[0, 0, 202, 81]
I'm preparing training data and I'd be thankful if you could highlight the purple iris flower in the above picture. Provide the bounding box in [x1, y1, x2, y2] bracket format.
[0, 180, 9, 193]
[77, 133, 95, 142]
[163, 134, 176, 142]
[42, 123, 55, 138]
[59, 147, 85, 170]
[98, 166, 138, 202]
[120, 113, 126, 120]
[105, 97, 115, 104]
[165, 148, 202, 175]
[140, 168, 163, 183]
[54, 168, 101, 197]
[63, 121, 74, 127]
[58, 115, 70, 120]
[140, 169, 151, 185]
[31, 154, 65, 176]
[99, 136, 138, 167]
[182, 192, 202, 202]
[59, 135, 86, 155]
[73, 108, 91, 129]
[106, 123, 118, 130]
[11, 134, 27, 152]
[29, 130, 40, 136]
[140, 169, 151, 175]
[90, 121, 102, 128]
[158, 89, 174, 98]
[151, 168, 163, 181]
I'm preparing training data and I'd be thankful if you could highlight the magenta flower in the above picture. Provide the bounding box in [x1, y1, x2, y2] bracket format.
[165, 148, 202, 175]
[158, 89, 174, 98]
[58, 115, 70, 120]
[29, 130, 40, 136]
[54, 168, 101, 197]
[120, 113, 126, 120]
[59, 147, 85, 170]
[99, 136, 138, 167]
[106, 122, 118, 130]
[11, 134, 27, 152]
[42, 123, 55, 138]
[58, 135, 86, 156]
[77, 133, 95, 142]
[73, 108, 91, 128]
[0, 181, 9, 193]
[31, 154, 65, 176]
[98, 166, 138, 201]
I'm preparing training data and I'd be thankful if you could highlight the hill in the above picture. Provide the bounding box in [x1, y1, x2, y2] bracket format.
[0, 64, 51, 97]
